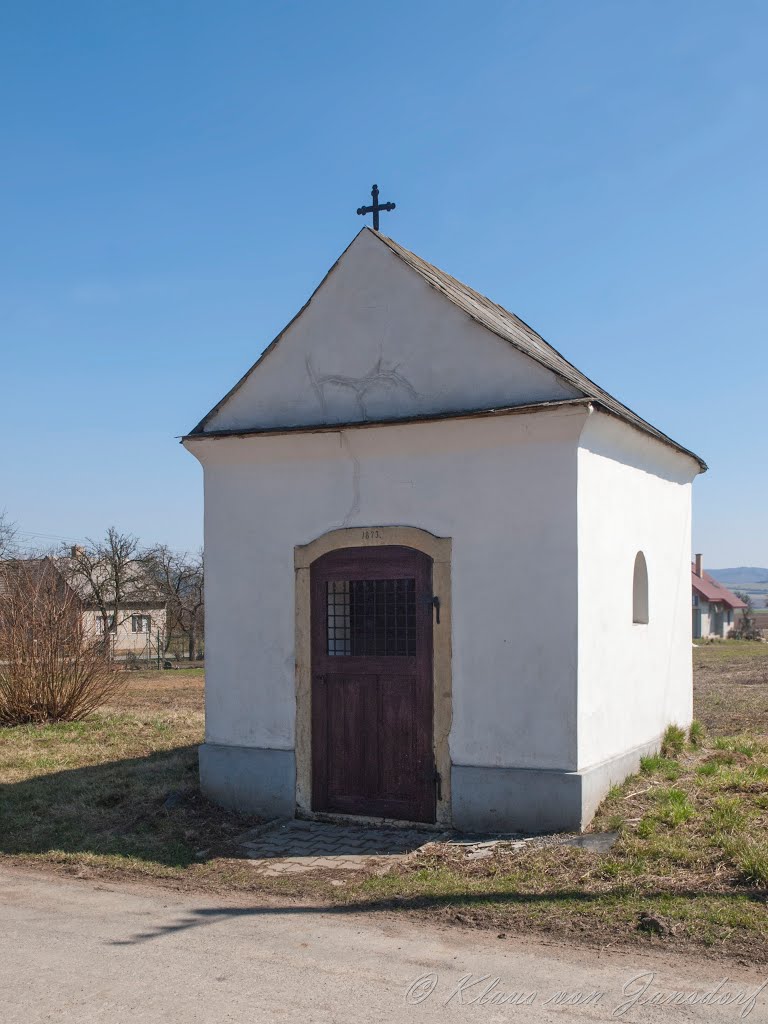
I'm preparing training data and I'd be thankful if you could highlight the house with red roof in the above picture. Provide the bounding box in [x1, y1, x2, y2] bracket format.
[692, 554, 746, 638]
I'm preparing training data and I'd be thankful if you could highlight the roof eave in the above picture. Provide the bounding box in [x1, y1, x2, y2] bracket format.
[181, 397, 592, 443]
[589, 402, 707, 473]
[183, 394, 707, 470]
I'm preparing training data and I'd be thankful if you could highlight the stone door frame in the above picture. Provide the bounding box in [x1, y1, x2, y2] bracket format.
[294, 526, 452, 826]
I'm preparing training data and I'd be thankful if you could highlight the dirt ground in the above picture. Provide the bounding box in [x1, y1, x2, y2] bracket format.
[693, 641, 768, 734]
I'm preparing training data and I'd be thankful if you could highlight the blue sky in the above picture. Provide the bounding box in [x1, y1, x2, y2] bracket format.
[1, 1, 766, 565]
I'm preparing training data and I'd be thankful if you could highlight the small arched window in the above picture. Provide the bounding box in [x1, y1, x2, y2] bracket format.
[633, 551, 649, 624]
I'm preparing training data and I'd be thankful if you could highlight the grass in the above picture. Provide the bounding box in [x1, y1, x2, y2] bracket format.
[639, 754, 682, 780]
[661, 724, 687, 757]
[345, 641, 768, 960]
[732, 839, 768, 887]
[2, 646, 768, 962]
[0, 667, 244, 874]
[688, 719, 706, 747]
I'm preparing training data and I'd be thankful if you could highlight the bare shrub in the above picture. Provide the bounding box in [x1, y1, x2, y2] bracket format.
[0, 559, 125, 725]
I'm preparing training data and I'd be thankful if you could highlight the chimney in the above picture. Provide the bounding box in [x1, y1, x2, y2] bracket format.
[695, 553, 703, 578]
[70, 545, 84, 559]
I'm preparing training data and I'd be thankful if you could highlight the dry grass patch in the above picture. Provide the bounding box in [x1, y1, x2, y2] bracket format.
[339, 646, 768, 959]
[0, 669, 255, 874]
[345, 729, 768, 959]
[694, 641, 768, 735]
[2, 646, 768, 962]
[0, 669, 351, 899]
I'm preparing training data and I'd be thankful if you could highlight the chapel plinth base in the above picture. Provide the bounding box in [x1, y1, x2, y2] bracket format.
[198, 743, 296, 817]
[451, 734, 663, 833]
[199, 734, 665, 833]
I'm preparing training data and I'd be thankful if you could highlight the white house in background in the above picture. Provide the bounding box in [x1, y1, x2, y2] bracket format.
[183, 227, 706, 833]
[81, 604, 167, 656]
[56, 554, 167, 657]
[691, 554, 746, 639]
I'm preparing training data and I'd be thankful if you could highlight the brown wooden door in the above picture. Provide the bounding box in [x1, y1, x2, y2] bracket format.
[310, 545, 435, 823]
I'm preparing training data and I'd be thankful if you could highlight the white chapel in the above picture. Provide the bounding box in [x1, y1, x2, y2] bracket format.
[183, 227, 705, 832]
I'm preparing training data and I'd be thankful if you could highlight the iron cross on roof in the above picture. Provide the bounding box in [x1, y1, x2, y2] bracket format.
[356, 183, 396, 231]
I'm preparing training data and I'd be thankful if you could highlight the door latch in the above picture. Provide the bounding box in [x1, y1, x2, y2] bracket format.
[425, 765, 442, 801]
[423, 594, 440, 624]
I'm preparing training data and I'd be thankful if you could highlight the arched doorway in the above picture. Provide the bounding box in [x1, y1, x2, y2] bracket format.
[294, 526, 452, 825]
[310, 545, 435, 822]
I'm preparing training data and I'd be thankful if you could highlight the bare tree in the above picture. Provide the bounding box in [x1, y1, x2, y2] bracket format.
[0, 511, 17, 560]
[0, 558, 124, 723]
[144, 546, 204, 660]
[734, 592, 761, 640]
[59, 528, 148, 644]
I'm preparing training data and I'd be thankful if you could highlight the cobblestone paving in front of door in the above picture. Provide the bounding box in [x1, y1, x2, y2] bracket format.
[237, 820, 619, 877]
[238, 819, 449, 876]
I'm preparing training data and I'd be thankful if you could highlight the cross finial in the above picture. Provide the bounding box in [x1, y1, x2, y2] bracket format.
[356, 183, 396, 231]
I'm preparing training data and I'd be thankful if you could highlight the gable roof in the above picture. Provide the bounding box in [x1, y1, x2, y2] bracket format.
[691, 566, 747, 609]
[188, 228, 706, 470]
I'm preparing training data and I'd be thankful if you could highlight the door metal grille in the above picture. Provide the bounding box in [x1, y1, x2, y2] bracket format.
[326, 578, 416, 656]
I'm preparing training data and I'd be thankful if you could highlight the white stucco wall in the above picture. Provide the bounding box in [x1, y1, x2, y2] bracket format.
[202, 229, 580, 433]
[576, 412, 699, 770]
[188, 406, 585, 772]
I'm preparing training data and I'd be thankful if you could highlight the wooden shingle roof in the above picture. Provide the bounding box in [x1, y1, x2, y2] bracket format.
[375, 231, 705, 470]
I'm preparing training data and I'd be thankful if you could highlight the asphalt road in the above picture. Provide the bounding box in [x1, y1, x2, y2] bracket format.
[0, 866, 766, 1023]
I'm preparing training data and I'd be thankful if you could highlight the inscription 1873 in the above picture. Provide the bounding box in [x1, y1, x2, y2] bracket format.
[361, 529, 382, 541]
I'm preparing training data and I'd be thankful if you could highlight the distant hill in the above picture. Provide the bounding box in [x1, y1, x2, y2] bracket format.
[709, 567, 768, 585]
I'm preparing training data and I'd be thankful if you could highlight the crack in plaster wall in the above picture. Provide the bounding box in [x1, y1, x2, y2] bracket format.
[305, 356, 419, 419]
